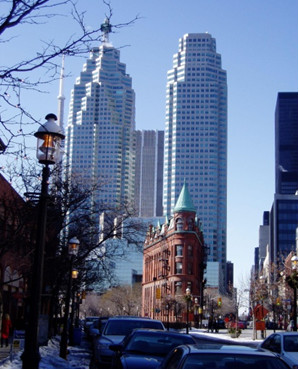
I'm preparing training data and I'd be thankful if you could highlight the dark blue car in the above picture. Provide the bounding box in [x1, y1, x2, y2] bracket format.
[110, 329, 196, 369]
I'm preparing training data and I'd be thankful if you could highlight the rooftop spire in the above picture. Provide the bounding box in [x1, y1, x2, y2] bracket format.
[100, 17, 112, 44]
[173, 181, 196, 213]
[57, 54, 65, 130]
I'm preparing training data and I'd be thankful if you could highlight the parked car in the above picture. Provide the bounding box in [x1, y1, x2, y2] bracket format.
[217, 319, 226, 329]
[88, 317, 109, 340]
[230, 321, 247, 329]
[110, 329, 196, 368]
[92, 316, 166, 368]
[160, 344, 291, 368]
[259, 332, 298, 368]
[84, 316, 99, 333]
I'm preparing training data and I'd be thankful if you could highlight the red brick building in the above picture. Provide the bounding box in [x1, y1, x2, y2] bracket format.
[142, 183, 205, 325]
[0, 173, 31, 327]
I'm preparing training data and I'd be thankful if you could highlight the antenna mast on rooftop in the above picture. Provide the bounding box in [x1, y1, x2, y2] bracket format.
[100, 17, 112, 44]
[57, 54, 65, 131]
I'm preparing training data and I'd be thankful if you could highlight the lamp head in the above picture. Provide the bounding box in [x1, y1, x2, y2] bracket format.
[34, 114, 65, 165]
[291, 255, 298, 269]
[72, 270, 78, 279]
[68, 237, 80, 256]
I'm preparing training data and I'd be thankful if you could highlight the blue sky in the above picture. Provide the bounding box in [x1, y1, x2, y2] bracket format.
[2, 0, 298, 288]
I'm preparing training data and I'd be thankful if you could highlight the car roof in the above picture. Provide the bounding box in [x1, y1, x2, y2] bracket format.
[275, 332, 298, 336]
[181, 344, 282, 356]
[106, 316, 163, 322]
[130, 328, 193, 337]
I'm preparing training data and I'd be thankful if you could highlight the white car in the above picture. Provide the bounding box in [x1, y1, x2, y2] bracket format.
[259, 332, 298, 368]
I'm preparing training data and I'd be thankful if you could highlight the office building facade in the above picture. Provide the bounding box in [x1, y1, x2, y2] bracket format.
[65, 41, 136, 207]
[134, 130, 164, 217]
[163, 33, 227, 291]
[271, 92, 298, 266]
[275, 92, 298, 195]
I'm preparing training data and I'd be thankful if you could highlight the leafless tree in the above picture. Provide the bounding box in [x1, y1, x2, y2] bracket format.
[0, 0, 139, 156]
[94, 284, 142, 316]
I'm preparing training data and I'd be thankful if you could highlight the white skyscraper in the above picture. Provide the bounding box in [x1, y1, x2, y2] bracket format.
[163, 33, 227, 291]
[65, 34, 135, 207]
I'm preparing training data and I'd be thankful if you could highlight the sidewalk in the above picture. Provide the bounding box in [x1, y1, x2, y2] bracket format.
[0, 347, 10, 363]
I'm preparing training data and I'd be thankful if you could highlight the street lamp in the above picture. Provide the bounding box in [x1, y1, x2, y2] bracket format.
[185, 287, 191, 334]
[22, 114, 64, 369]
[60, 237, 80, 358]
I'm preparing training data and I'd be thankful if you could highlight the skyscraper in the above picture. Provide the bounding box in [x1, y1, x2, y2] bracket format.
[163, 33, 227, 291]
[270, 92, 298, 265]
[134, 130, 164, 217]
[275, 92, 298, 195]
[65, 34, 135, 207]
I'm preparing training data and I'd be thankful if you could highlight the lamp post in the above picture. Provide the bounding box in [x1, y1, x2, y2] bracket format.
[185, 287, 191, 334]
[22, 114, 65, 369]
[60, 237, 80, 359]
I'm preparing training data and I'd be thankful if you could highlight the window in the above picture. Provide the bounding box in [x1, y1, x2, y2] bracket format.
[188, 245, 193, 257]
[188, 218, 194, 230]
[176, 218, 183, 231]
[175, 281, 182, 294]
[176, 245, 183, 256]
[175, 262, 183, 274]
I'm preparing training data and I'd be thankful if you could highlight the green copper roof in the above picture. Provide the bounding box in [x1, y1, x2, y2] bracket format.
[173, 182, 196, 213]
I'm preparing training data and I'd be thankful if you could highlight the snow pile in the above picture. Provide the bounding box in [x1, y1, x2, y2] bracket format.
[0, 336, 92, 369]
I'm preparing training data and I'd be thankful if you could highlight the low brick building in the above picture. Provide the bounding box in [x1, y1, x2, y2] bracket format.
[142, 183, 205, 325]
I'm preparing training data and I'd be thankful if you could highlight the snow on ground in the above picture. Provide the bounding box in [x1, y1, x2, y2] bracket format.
[0, 336, 92, 369]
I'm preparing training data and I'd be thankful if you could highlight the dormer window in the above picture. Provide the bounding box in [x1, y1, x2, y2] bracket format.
[176, 218, 183, 231]
[188, 218, 194, 230]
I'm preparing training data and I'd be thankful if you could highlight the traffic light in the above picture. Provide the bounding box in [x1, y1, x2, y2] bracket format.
[217, 297, 222, 307]
[276, 297, 281, 306]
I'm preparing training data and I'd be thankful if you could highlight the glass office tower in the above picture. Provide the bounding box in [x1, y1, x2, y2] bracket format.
[275, 92, 298, 195]
[163, 33, 227, 291]
[271, 92, 298, 264]
[65, 40, 135, 207]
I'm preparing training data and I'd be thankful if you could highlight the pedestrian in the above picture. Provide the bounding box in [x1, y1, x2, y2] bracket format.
[1, 313, 12, 347]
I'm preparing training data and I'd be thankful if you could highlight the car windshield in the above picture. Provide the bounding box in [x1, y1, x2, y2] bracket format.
[126, 333, 194, 355]
[182, 353, 289, 369]
[283, 335, 298, 352]
[104, 320, 163, 336]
